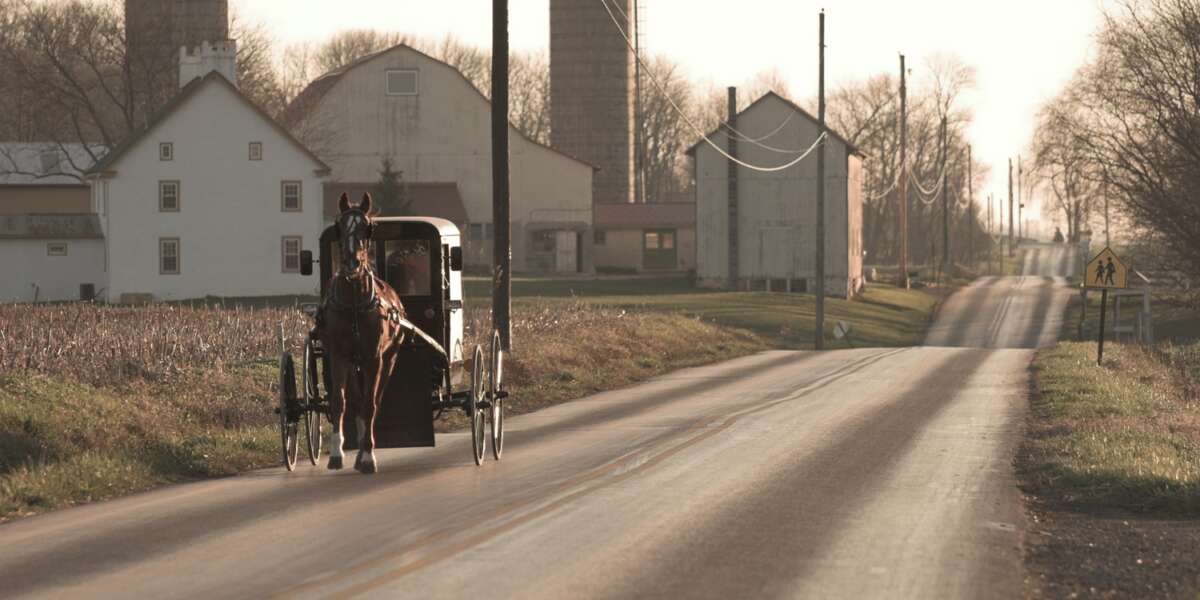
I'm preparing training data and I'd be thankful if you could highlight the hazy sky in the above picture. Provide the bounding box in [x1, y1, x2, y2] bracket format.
[233, 0, 1108, 221]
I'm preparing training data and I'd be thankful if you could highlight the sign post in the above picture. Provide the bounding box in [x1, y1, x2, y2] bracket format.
[1084, 246, 1129, 365]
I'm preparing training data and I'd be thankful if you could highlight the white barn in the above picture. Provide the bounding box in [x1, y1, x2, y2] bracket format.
[87, 46, 329, 302]
[690, 92, 865, 298]
[285, 44, 596, 274]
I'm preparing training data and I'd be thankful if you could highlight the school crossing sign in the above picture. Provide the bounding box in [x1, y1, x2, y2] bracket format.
[1085, 247, 1129, 290]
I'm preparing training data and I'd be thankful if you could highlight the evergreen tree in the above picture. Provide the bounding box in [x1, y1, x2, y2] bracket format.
[373, 157, 409, 215]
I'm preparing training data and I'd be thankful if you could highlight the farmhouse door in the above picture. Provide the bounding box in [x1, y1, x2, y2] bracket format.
[554, 230, 577, 273]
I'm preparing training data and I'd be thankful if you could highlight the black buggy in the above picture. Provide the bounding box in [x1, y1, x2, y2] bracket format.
[275, 217, 506, 470]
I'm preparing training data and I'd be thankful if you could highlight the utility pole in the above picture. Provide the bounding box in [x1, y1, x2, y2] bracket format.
[492, 0, 511, 349]
[815, 10, 826, 350]
[633, 0, 643, 203]
[940, 115, 949, 266]
[1017, 156, 1023, 241]
[898, 54, 908, 289]
[727, 86, 738, 289]
[1008, 158, 1014, 257]
[967, 145, 973, 265]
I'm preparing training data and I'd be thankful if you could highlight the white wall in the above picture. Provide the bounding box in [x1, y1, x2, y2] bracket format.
[695, 94, 859, 296]
[99, 79, 325, 301]
[0, 239, 105, 302]
[312, 46, 594, 272]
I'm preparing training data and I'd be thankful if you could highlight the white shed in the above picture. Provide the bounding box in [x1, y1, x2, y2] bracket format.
[87, 71, 330, 302]
[285, 44, 596, 274]
[690, 92, 864, 298]
[0, 144, 105, 302]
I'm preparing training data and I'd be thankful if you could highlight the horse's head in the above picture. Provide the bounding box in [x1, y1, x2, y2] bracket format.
[335, 192, 375, 278]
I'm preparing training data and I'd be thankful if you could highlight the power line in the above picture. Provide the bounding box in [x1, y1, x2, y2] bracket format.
[598, 0, 828, 173]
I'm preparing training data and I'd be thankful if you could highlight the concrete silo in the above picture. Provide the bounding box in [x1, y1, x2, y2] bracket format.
[125, 0, 229, 100]
[550, 0, 636, 204]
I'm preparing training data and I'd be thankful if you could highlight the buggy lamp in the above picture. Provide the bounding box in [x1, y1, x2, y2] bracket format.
[300, 250, 314, 276]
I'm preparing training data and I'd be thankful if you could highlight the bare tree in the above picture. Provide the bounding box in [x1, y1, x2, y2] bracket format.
[1034, 0, 1200, 270]
[313, 29, 409, 74]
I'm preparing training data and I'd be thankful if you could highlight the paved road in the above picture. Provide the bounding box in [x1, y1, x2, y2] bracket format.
[0, 244, 1075, 600]
[925, 244, 1077, 348]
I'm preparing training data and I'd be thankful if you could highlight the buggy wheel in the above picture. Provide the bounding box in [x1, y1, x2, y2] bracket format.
[489, 330, 504, 461]
[278, 353, 299, 471]
[469, 345, 486, 466]
[302, 340, 322, 465]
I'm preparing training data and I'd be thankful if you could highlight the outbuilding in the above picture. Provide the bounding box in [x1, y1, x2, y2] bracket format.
[592, 202, 696, 273]
[690, 92, 865, 298]
[0, 144, 106, 302]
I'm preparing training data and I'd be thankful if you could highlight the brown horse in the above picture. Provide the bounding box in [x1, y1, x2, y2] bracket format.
[321, 192, 407, 474]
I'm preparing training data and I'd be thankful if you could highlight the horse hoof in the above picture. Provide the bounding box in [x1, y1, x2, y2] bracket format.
[327, 456, 343, 470]
[357, 461, 377, 474]
[353, 452, 363, 471]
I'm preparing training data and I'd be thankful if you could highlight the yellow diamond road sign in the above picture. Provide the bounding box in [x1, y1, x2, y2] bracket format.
[1085, 247, 1128, 289]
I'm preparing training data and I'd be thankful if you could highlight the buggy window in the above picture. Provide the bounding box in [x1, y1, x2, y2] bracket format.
[385, 240, 432, 296]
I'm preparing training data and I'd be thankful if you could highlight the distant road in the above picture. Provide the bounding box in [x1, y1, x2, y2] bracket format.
[925, 243, 1077, 348]
[0, 243, 1075, 599]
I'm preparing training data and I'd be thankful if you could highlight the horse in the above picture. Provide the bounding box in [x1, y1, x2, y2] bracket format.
[320, 192, 408, 474]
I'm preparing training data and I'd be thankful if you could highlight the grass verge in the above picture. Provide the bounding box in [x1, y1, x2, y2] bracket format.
[465, 278, 940, 350]
[1020, 341, 1200, 514]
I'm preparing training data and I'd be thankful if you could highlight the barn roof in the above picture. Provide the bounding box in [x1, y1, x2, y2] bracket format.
[685, 91, 863, 158]
[0, 213, 103, 239]
[0, 143, 104, 185]
[323, 181, 468, 225]
[87, 72, 330, 176]
[594, 202, 695, 229]
[283, 43, 597, 171]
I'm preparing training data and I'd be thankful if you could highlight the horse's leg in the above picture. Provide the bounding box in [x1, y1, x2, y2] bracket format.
[355, 353, 394, 474]
[327, 363, 349, 470]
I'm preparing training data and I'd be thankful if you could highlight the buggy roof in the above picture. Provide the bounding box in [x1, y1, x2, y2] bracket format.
[370, 216, 461, 238]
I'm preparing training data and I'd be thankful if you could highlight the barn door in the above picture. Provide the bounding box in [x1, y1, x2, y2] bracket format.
[554, 231, 577, 273]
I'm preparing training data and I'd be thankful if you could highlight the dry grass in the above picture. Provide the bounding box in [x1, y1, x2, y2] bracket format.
[1022, 341, 1200, 514]
[0, 303, 310, 387]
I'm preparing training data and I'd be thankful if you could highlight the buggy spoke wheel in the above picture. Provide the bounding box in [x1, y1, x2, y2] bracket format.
[302, 340, 322, 464]
[489, 330, 504, 461]
[278, 353, 299, 471]
[470, 345, 486, 466]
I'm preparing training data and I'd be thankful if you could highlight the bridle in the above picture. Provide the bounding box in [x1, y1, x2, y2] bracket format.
[328, 208, 380, 313]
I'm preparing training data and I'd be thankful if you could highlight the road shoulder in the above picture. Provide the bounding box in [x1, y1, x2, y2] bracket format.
[1018, 341, 1200, 597]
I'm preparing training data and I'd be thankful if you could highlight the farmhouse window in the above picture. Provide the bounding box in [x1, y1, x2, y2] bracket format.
[159, 238, 180, 275]
[282, 236, 302, 273]
[159, 142, 173, 161]
[47, 242, 68, 256]
[249, 142, 263, 161]
[159, 181, 180, 212]
[594, 229, 606, 245]
[385, 69, 419, 96]
[281, 181, 302, 212]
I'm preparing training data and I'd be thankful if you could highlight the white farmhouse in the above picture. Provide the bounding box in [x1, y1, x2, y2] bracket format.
[690, 92, 865, 298]
[87, 43, 330, 302]
[285, 44, 596, 274]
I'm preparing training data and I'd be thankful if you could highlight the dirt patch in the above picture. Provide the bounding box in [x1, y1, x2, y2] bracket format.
[1024, 502, 1200, 599]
